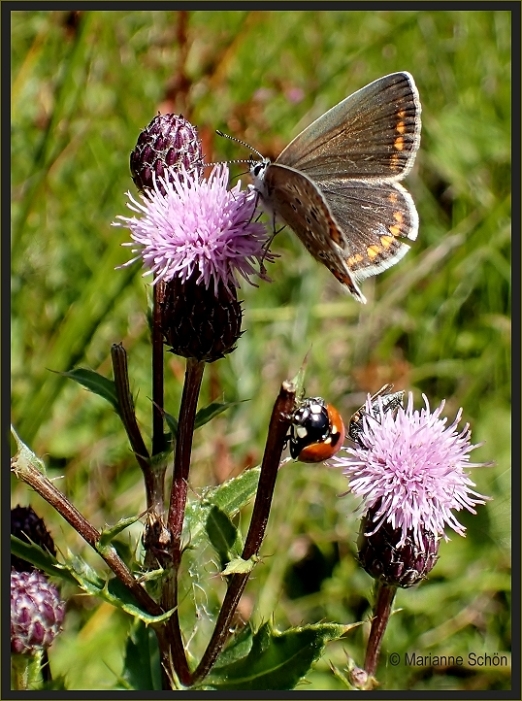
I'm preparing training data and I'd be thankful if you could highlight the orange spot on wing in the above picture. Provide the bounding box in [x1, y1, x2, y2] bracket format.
[347, 253, 364, 267]
[390, 153, 401, 170]
[333, 270, 353, 285]
[329, 223, 343, 245]
[380, 235, 395, 249]
[367, 245, 383, 260]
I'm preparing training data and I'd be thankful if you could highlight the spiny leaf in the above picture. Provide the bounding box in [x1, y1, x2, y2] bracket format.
[184, 468, 260, 549]
[202, 621, 352, 690]
[59, 368, 120, 414]
[206, 505, 243, 569]
[10, 536, 77, 584]
[119, 619, 162, 690]
[56, 550, 172, 625]
[163, 411, 178, 439]
[11, 426, 47, 476]
[195, 400, 244, 429]
[222, 555, 259, 576]
[99, 515, 141, 549]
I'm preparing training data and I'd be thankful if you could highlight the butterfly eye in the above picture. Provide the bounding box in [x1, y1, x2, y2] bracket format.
[251, 161, 265, 177]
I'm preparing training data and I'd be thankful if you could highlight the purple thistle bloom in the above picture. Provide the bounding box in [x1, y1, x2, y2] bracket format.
[114, 164, 271, 294]
[331, 393, 491, 548]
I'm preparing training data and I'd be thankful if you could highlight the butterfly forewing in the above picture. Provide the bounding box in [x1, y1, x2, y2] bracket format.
[276, 72, 421, 181]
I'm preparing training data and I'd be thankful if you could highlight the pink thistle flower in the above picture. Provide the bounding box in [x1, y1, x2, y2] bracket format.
[113, 164, 271, 294]
[331, 393, 491, 549]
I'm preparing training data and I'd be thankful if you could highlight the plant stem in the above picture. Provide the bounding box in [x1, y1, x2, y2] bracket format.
[11, 651, 43, 690]
[141, 284, 170, 571]
[112, 343, 170, 571]
[192, 380, 296, 683]
[160, 357, 205, 687]
[111, 343, 151, 475]
[152, 282, 166, 457]
[167, 357, 205, 567]
[10, 445, 162, 619]
[241, 380, 296, 559]
[364, 582, 397, 677]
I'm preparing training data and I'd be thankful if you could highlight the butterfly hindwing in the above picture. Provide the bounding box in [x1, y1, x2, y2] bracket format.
[317, 177, 418, 280]
[261, 163, 366, 301]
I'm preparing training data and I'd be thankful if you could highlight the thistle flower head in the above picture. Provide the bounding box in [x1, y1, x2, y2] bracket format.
[114, 164, 271, 295]
[331, 393, 491, 549]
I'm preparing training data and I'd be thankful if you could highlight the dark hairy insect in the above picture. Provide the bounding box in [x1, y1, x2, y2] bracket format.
[349, 384, 404, 446]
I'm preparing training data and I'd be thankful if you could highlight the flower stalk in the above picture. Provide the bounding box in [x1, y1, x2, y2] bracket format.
[155, 357, 205, 687]
[152, 281, 167, 457]
[11, 649, 45, 691]
[364, 582, 397, 678]
[10, 431, 162, 620]
[192, 380, 296, 683]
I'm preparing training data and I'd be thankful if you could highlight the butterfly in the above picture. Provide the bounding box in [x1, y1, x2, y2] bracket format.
[249, 72, 421, 303]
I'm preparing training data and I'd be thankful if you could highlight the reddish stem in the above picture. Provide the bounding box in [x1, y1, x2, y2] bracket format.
[160, 357, 205, 687]
[364, 582, 397, 677]
[192, 380, 296, 683]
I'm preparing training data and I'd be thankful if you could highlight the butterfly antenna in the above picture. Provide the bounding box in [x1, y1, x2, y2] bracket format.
[203, 131, 265, 177]
[212, 130, 265, 163]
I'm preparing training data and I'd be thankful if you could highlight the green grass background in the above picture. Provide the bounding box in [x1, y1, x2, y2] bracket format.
[11, 9, 511, 691]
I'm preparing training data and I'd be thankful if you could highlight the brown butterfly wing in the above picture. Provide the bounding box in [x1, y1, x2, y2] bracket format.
[317, 176, 418, 280]
[277, 72, 421, 181]
[261, 163, 366, 302]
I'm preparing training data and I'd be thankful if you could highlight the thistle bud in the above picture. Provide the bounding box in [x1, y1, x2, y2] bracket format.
[357, 506, 440, 588]
[11, 570, 65, 655]
[130, 113, 203, 195]
[11, 505, 56, 573]
[348, 665, 369, 689]
[160, 273, 243, 363]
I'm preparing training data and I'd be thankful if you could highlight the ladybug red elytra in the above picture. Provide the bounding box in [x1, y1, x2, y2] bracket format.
[289, 397, 346, 463]
[348, 384, 404, 446]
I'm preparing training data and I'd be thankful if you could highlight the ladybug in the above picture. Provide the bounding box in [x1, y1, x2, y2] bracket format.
[289, 397, 346, 463]
[348, 384, 404, 446]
